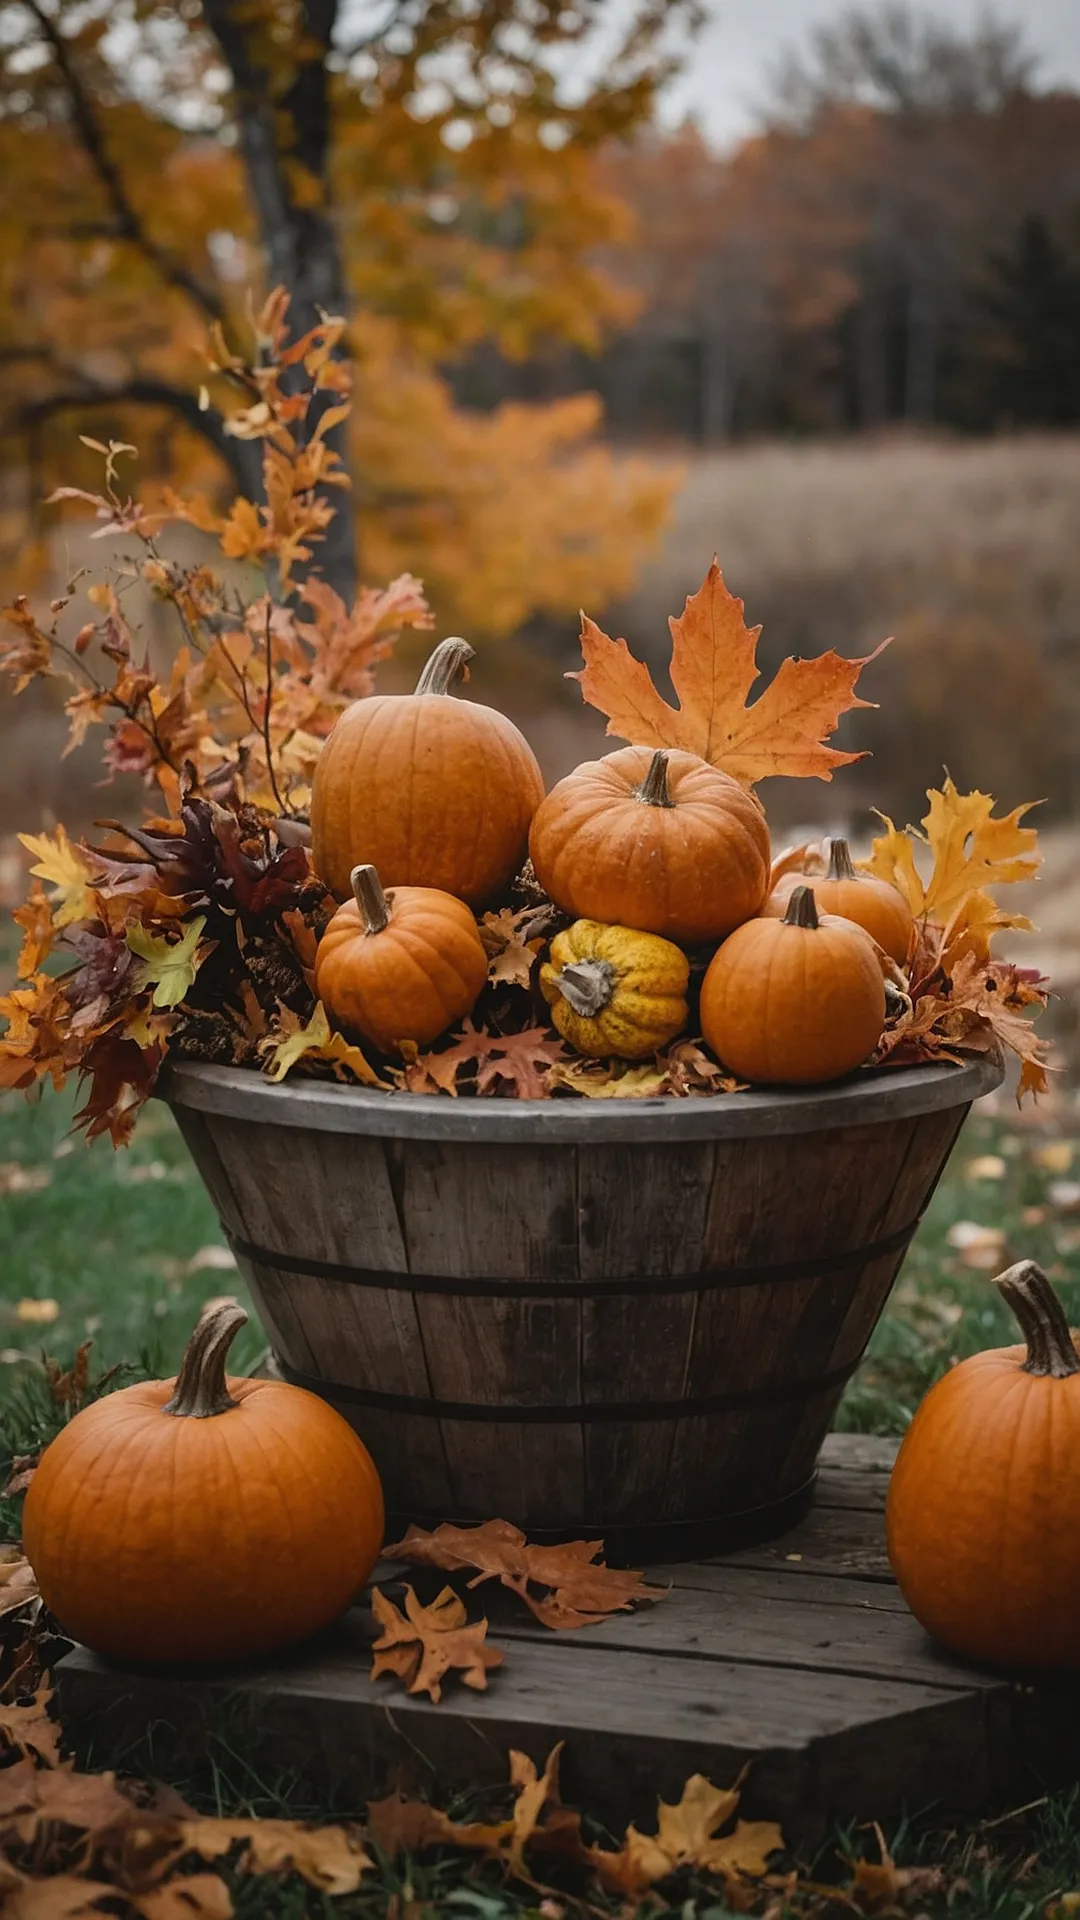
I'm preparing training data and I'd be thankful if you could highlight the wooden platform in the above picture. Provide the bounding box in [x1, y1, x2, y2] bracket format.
[56, 1436, 1080, 1843]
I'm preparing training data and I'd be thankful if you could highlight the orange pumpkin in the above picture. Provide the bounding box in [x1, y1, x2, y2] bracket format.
[529, 747, 770, 946]
[700, 884, 885, 1084]
[315, 863, 487, 1052]
[23, 1299, 384, 1667]
[887, 1260, 1080, 1668]
[767, 838, 913, 965]
[310, 637, 544, 906]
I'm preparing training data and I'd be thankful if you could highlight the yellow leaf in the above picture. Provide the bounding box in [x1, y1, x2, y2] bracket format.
[15, 1298, 59, 1324]
[259, 1003, 385, 1087]
[865, 779, 1040, 963]
[569, 558, 886, 784]
[126, 916, 208, 1009]
[17, 827, 97, 928]
[218, 497, 269, 561]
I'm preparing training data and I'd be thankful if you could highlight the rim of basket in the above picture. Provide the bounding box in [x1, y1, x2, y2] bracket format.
[159, 1053, 1005, 1143]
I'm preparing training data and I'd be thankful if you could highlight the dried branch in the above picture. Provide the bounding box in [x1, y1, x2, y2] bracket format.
[1, 380, 261, 497]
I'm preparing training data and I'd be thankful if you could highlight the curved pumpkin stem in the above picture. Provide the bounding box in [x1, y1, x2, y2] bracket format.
[782, 884, 820, 930]
[351, 864, 391, 934]
[414, 637, 475, 696]
[554, 958, 616, 1019]
[826, 838, 858, 882]
[635, 750, 675, 809]
[163, 1298, 248, 1418]
[993, 1260, 1080, 1378]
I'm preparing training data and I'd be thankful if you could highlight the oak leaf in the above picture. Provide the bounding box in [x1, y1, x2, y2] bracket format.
[410, 1020, 568, 1099]
[258, 1002, 385, 1087]
[369, 1584, 503, 1701]
[570, 559, 885, 784]
[18, 827, 97, 929]
[383, 1518, 665, 1630]
[125, 917, 209, 1010]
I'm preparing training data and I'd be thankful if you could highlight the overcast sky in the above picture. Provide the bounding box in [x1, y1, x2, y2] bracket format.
[664, 0, 1080, 145]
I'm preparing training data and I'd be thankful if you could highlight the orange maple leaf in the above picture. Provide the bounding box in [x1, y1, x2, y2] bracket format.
[569, 558, 887, 784]
[369, 1584, 503, 1702]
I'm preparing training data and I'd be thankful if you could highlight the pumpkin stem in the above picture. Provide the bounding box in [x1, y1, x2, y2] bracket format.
[826, 838, 858, 882]
[782, 884, 820, 930]
[634, 750, 674, 809]
[993, 1260, 1080, 1378]
[414, 637, 475, 696]
[351, 864, 391, 934]
[554, 958, 616, 1019]
[163, 1297, 248, 1418]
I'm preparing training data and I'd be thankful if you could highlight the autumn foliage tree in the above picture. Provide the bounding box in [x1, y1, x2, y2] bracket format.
[0, 0, 686, 630]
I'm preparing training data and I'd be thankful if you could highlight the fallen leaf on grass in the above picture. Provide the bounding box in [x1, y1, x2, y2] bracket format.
[185, 1246, 237, 1274]
[2, 1167, 52, 1196]
[0, 1868, 119, 1919]
[845, 1822, 945, 1915]
[367, 1743, 562, 1869]
[945, 1222, 1008, 1270]
[180, 1817, 372, 1893]
[1047, 1181, 1080, 1213]
[0, 1550, 39, 1621]
[965, 1154, 1006, 1181]
[588, 1774, 782, 1897]
[14, 1298, 59, 1324]
[570, 558, 885, 785]
[383, 1518, 665, 1631]
[0, 1759, 138, 1837]
[134, 1875, 234, 1919]
[370, 1585, 503, 1702]
[1033, 1142, 1074, 1174]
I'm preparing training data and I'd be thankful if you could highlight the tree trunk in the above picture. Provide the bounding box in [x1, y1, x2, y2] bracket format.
[903, 277, 939, 423]
[202, 0, 357, 605]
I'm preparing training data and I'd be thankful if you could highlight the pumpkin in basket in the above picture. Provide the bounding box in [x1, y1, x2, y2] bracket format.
[315, 864, 487, 1053]
[887, 1261, 1080, 1668]
[529, 746, 770, 946]
[23, 1299, 384, 1667]
[766, 838, 913, 965]
[310, 637, 544, 907]
[540, 919, 689, 1059]
[700, 884, 885, 1085]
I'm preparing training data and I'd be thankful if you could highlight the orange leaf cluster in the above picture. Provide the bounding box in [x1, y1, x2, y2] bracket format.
[384, 1517, 666, 1632]
[570, 558, 887, 785]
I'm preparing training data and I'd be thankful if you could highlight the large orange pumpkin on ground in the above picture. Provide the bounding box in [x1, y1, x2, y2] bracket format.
[315, 863, 487, 1053]
[23, 1299, 384, 1667]
[311, 637, 544, 906]
[887, 1260, 1080, 1669]
[529, 746, 770, 946]
[700, 884, 885, 1084]
[766, 838, 914, 965]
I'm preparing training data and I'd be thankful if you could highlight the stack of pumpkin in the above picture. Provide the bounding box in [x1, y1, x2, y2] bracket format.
[309, 637, 914, 1086]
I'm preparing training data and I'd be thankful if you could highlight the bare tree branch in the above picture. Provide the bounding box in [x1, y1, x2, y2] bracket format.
[24, 0, 226, 325]
[1, 379, 261, 496]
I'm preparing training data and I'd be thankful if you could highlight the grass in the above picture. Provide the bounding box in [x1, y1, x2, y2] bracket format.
[4, 1084, 1080, 1916]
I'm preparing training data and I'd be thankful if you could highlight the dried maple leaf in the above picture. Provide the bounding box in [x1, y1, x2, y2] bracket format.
[0, 1867, 120, 1918]
[548, 1059, 670, 1099]
[17, 828, 98, 929]
[258, 1002, 385, 1088]
[383, 1519, 665, 1630]
[570, 559, 886, 784]
[588, 1774, 783, 1897]
[662, 1040, 745, 1097]
[369, 1584, 503, 1702]
[0, 1551, 39, 1625]
[179, 1817, 371, 1893]
[409, 1021, 568, 1099]
[865, 779, 1040, 967]
[365, 1744, 562, 1868]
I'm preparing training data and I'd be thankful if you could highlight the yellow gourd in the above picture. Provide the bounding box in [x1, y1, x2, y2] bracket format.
[540, 920, 689, 1060]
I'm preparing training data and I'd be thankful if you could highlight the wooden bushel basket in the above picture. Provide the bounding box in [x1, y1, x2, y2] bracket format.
[164, 1056, 1000, 1561]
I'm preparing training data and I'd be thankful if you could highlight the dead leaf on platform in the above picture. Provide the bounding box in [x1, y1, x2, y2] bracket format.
[383, 1518, 665, 1631]
[0, 1689, 61, 1766]
[179, 1816, 372, 1893]
[570, 558, 885, 785]
[134, 1875, 234, 1919]
[369, 1585, 503, 1702]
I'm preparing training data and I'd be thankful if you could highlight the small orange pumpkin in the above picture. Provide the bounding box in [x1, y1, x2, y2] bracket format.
[529, 746, 770, 946]
[767, 838, 913, 965]
[310, 637, 545, 906]
[315, 863, 487, 1053]
[887, 1261, 1080, 1668]
[23, 1299, 384, 1667]
[700, 884, 885, 1084]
